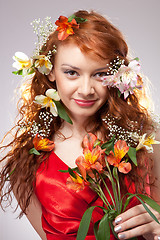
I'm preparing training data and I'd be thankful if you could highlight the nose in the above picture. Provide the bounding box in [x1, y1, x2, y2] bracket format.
[78, 75, 95, 96]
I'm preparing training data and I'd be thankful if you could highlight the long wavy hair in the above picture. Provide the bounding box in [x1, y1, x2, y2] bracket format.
[0, 10, 154, 217]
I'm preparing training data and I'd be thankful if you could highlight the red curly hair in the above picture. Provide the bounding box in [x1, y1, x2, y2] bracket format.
[0, 10, 154, 217]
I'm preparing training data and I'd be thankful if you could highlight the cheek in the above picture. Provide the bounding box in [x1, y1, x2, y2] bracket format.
[99, 86, 109, 101]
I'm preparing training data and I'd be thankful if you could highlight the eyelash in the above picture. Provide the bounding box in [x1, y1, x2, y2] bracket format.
[64, 70, 79, 76]
[94, 72, 107, 78]
[63, 70, 107, 79]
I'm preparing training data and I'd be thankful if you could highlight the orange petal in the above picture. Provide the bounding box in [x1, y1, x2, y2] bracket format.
[76, 156, 87, 180]
[107, 151, 120, 167]
[118, 161, 132, 174]
[114, 140, 129, 160]
[66, 174, 85, 192]
[55, 16, 68, 26]
[58, 31, 69, 41]
[91, 161, 103, 173]
[82, 133, 97, 151]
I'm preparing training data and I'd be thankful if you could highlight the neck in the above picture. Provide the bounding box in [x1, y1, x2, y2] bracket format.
[61, 119, 88, 139]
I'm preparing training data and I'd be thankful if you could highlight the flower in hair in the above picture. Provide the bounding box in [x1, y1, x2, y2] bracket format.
[55, 16, 79, 41]
[136, 133, 160, 153]
[102, 58, 142, 99]
[12, 52, 33, 76]
[29, 133, 55, 155]
[12, 52, 53, 76]
[35, 89, 60, 116]
[33, 55, 52, 75]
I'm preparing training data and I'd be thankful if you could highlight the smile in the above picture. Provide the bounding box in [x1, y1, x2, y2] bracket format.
[74, 99, 97, 107]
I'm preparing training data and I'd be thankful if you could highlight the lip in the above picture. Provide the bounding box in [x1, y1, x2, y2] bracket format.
[74, 99, 97, 107]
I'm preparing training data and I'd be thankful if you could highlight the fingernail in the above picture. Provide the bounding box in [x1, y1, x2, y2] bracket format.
[115, 216, 122, 224]
[118, 234, 125, 239]
[114, 225, 122, 233]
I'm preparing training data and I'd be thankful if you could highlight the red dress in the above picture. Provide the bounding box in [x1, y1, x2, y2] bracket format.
[35, 151, 145, 240]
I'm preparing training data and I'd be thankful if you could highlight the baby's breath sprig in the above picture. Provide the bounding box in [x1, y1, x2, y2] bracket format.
[103, 114, 141, 147]
[18, 111, 53, 138]
[31, 17, 56, 56]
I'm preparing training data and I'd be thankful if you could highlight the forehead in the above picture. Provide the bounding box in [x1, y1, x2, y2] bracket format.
[55, 43, 109, 68]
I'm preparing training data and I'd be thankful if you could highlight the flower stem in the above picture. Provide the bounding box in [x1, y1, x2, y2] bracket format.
[105, 156, 120, 213]
[99, 173, 116, 209]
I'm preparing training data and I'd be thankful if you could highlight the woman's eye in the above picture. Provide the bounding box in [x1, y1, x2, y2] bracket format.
[95, 72, 107, 78]
[64, 70, 79, 77]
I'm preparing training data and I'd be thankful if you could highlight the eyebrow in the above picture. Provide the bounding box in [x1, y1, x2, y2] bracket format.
[61, 64, 109, 71]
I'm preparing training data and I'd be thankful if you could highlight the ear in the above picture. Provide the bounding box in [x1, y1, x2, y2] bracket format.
[48, 69, 55, 82]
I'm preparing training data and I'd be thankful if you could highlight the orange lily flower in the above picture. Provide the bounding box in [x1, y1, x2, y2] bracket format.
[55, 16, 79, 41]
[76, 146, 105, 180]
[66, 172, 85, 192]
[33, 134, 55, 152]
[107, 140, 131, 174]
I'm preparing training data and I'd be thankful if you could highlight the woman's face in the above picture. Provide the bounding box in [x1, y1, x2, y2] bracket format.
[50, 44, 109, 122]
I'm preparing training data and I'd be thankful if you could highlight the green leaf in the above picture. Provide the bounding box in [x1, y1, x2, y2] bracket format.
[110, 221, 119, 239]
[133, 57, 139, 62]
[68, 14, 76, 22]
[93, 220, 100, 239]
[27, 67, 35, 75]
[101, 136, 115, 155]
[55, 101, 73, 124]
[123, 194, 135, 212]
[128, 147, 137, 166]
[77, 206, 97, 240]
[124, 193, 160, 224]
[68, 14, 88, 23]
[58, 169, 69, 173]
[12, 69, 23, 75]
[138, 194, 160, 214]
[136, 196, 160, 224]
[29, 148, 40, 155]
[97, 213, 110, 240]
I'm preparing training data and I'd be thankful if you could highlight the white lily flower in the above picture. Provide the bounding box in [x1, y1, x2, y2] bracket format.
[12, 52, 32, 75]
[136, 133, 160, 153]
[101, 59, 142, 99]
[33, 55, 52, 75]
[35, 89, 60, 116]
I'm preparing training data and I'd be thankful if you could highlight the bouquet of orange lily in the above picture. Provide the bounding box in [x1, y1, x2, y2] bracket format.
[60, 133, 160, 240]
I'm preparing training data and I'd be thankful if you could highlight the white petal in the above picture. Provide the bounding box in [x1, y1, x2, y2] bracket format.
[35, 95, 47, 105]
[14, 52, 29, 61]
[50, 103, 58, 116]
[37, 65, 51, 75]
[128, 60, 140, 73]
[46, 89, 60, 101]
[12, 61, 22, 70]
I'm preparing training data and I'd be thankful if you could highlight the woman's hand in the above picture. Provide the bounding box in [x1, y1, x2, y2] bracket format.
[113, 204, 160, 240]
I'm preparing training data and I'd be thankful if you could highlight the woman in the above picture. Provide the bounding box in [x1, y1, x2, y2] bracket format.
[0, 10, 160, 240]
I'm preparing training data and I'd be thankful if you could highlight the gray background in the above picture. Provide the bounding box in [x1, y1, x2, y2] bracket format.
[0, 0, 160, 239]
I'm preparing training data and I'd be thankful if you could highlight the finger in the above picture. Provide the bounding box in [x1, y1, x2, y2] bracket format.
[114, 204, 146, 224]
[114, 212, 153, 233]
[115, 204, 159, 225]
[116, 222, 155, 239]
